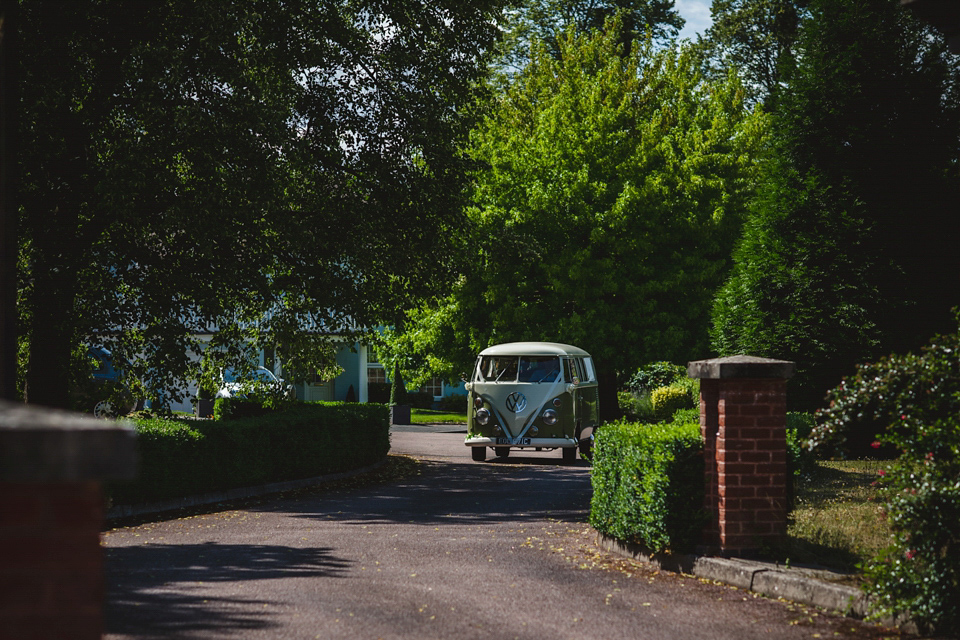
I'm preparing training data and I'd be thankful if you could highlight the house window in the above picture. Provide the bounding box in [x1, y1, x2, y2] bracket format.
[368, 366, 387, 385]
[420, 377, 443, 398]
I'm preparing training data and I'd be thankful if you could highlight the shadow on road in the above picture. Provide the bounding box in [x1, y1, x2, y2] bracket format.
[105, 542, 350, 638]
[262, 459, 593, 529]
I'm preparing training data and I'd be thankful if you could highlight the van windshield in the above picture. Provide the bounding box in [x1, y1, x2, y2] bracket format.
[477, 355, 561, 383]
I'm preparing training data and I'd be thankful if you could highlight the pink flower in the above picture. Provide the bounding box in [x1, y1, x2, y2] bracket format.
[925, 452, 934, 461]
[870, 441, 882, 449]
[906, 550, 917, 560]
[878, 469, 887, 476]
[901, 414, 907, 420]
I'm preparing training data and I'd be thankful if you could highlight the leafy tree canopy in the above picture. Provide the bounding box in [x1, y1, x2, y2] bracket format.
[497, 0, 684, 72]
[697, 0, 806, 110]
[17, 0, 506, 409]
[379, 19, 767, 419]
[711, 0, 960, 410]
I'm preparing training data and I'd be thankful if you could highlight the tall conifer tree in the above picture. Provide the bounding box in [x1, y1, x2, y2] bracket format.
[712, 0, 960, 409]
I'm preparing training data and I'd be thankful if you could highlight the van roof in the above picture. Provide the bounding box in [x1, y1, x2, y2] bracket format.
[479, 342, 591, 357]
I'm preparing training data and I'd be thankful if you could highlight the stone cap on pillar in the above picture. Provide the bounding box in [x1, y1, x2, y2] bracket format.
[687, 355, 796, 380]
[0, 400, 138, 482]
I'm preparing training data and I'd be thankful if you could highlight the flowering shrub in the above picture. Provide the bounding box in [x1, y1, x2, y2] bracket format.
[811, 316, 960, 632]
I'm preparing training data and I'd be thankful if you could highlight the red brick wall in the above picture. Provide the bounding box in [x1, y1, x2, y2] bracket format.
[699, 379, 720, 548]
[0, 481, 105, 640]
[701, 378, 788, 554]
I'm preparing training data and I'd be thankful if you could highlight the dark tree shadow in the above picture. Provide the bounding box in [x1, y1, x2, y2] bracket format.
[105, 542, 350, 638]
[104, 457, 593, 637]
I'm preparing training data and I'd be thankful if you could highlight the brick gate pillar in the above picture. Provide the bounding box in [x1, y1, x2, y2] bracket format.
[687, 356, 795, 556]
[0, 401, 137, 640]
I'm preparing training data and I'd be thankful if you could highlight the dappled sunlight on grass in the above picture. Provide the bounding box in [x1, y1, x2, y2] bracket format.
[785, 460, 893, 575]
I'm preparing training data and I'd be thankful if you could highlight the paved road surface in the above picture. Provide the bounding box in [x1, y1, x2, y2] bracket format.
[102, 427, 898, 639]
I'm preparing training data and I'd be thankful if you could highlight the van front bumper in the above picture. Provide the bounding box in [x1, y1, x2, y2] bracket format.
[465, 436, 577, 448]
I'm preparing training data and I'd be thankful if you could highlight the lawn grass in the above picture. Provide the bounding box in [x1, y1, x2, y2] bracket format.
[782, 459, 892, 577]
[410, 407, 467, 424]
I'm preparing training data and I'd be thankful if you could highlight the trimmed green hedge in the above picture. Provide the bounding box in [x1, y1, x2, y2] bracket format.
[589, 417, 706, 554]
[109, 402, 390, 505]
[591, 415, 813, 554]
[213, 396, 276, 420]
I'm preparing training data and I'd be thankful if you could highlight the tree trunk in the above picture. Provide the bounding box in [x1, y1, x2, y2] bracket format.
[597, 363, 621, 423]
[23, 225, 80, 410]
[0, 1, 19, 401]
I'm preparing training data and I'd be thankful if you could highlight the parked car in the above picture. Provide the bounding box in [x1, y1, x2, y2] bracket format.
[464, 342, 600, 463]
[216, 366, 297, 401]
[75, 347, 140, 418]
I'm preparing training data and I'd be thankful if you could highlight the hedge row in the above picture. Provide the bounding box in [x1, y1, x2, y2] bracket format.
[108, 402, 390, 505]
[589, 417, 706, 554]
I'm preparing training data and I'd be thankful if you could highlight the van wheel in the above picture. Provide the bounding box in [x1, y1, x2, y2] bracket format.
[562, 447, 576, 464]
[495, 447, 510, 458]
[471, 447, 486, 462]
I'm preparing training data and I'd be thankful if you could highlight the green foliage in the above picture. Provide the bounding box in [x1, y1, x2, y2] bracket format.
[650, 385, 694, 422]
[671, 407, 700, 425]
[17, 0, 507, 409]
[812, 316, 960, 632]
[617, 390, 656, 422]
[389, 362, 408, 406]
[786, 411, 815, 442]
[589, 416, 706, 553]
[367, 382, 392, 405]
[434, 393, 468, 413]
[497, 0, 685, 71]
[383, 20, 768, 419]
[710, 0, 960, 411]
[698, 0, 805, 109]
[212, 397, 275, 421]
[620, 363, 697, 423]
[403, 391, 435, 410]
[109, 403, 390, 505]
[626, 361, 686, 394]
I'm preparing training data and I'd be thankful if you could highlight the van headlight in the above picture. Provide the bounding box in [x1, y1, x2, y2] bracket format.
[541, 409, 558, 425]
[476, 408, 491, 425]
[474, 396, 484, 409]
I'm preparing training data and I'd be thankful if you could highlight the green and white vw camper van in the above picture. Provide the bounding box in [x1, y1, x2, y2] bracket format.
[464, 342, 599, 463]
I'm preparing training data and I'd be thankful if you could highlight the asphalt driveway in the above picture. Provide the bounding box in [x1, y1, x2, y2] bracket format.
[102, 428, 898, 639]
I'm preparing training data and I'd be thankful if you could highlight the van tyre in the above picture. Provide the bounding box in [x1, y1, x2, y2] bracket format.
[471, 447, 486, 462]
[495, 447, 510, 458]
[562, 447, 576, 464]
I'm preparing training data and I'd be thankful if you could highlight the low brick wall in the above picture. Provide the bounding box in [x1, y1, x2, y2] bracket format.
[0, 401, 137, 640]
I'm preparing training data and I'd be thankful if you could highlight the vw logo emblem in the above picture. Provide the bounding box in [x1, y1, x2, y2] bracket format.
[505, 392, 527, 413]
